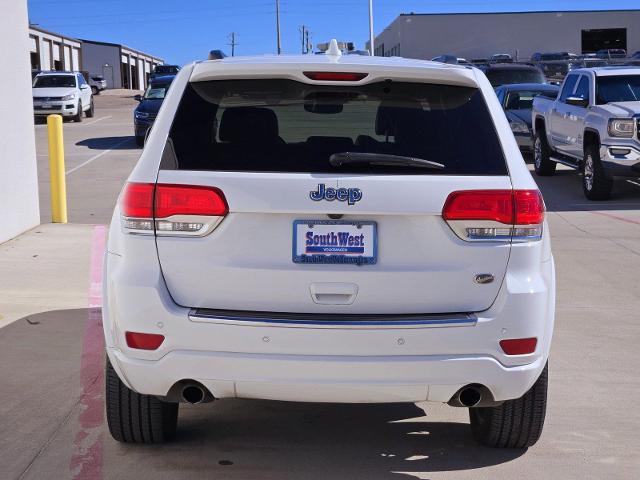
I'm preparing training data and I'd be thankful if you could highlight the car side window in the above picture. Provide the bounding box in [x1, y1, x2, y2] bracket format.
[574, 76, 590, 104]
[559, 75, 579, 102]
[77, 74, 87, 87]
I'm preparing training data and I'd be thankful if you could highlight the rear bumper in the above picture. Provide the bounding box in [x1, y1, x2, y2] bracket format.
[103, 228, 555, 404]
[109, 347, 547, 403]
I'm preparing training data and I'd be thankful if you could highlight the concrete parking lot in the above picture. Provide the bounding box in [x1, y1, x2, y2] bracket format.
[1, 93, 639, 479]
[34, 90, 141, 225]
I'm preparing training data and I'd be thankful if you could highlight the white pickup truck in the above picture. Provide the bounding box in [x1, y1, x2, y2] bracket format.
[532, 67, 640, 200]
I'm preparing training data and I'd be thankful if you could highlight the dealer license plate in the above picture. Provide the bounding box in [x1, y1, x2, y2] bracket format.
[293, 220, 377, 265]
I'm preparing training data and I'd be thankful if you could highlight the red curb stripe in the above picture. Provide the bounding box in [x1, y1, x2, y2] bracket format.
[70, 225, 106, 480]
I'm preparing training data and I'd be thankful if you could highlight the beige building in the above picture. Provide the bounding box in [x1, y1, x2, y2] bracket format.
[28, 26, 164, 90]
[29, 25, 82, 72]
[372, 9, 640, 61]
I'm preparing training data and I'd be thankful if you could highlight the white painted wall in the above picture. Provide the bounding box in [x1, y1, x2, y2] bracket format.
[0, 1, 40, 243]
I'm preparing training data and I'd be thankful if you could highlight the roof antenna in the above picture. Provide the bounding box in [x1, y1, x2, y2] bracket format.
[326, 39, 342, 57]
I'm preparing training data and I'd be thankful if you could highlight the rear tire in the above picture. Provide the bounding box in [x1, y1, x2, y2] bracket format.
[533, 131, 556, 176]
[582, 144, 612, 200]
[469, 363, 548, 448]
[91, 86, 98, 95]
[73, 101, 83, 122]
[105, 355, 178, 443]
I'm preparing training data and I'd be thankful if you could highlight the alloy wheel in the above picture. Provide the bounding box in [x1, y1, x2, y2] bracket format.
[584, 154, 594, 191]
[534, 137, 542, 169]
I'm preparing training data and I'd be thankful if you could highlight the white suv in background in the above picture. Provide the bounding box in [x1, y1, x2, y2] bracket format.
[32, 71, 94, 122]
[103, 43, 555, 448]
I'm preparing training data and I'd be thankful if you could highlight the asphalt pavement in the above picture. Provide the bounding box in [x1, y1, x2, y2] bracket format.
[0, 94, 639, 479]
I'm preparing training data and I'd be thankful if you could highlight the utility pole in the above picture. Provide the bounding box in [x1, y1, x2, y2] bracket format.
[276, 0, 282, 54]
[299, 25, 309, 54]
[368, 0, 374, 55]
[228, 32, 238, 57]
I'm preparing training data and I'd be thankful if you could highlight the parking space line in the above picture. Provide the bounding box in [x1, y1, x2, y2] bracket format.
[82, 116, 112, 127]
[66, 137, 132, 175]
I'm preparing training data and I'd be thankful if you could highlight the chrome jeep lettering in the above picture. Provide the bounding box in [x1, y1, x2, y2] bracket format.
[309, 184, 362, 205]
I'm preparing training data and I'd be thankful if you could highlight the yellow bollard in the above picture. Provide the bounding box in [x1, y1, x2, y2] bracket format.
[47, 114, 67, 223]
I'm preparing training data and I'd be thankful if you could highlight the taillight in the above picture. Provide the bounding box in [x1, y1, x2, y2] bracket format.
[121, 183, 154, 218]
[121, 183, 228, 236]
[303, 71, 368, 81]
[442, 190, 545, 242]
[125, 331, 165, 350]
[155, 184, 228, 218]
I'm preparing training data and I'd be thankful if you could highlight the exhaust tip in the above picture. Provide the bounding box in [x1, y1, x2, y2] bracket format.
[458, 386, 482, 407]
[182, 385, 205, 404]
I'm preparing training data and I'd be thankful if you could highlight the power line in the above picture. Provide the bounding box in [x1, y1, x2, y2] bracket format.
[227, 32, 238, 57]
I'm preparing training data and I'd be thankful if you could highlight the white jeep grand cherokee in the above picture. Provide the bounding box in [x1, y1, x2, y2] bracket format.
[104, 43, 555, 448]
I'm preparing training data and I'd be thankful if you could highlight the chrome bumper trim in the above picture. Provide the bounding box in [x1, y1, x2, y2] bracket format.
[189, 308, 478, 329]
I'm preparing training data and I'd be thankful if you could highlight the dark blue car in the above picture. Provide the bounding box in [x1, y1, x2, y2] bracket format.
[133, 75, 175, 146]
[494, 83, 559, 152]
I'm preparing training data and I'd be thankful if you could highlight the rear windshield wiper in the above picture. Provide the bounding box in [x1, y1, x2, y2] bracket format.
[329, 152, 445, 170]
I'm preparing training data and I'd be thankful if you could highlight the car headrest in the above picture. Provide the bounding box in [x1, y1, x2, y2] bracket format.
[219, 107, 279, 143]
[375, 104, 397, 136]
[375, 100, 425, 136]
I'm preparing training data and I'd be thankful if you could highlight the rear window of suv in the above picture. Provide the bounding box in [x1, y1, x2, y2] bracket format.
[166, 79, 507, 175]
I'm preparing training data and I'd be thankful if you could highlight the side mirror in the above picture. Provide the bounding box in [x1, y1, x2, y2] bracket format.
[134, 94, 143, 102]
[566, 96, 588, 107]
[80, 84, 89, 90]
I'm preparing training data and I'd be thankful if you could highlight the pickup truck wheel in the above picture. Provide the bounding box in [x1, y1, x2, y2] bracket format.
[583, 146, 612, 200]
[533, 132, 556, 176]
[469, 363, 548, 448]
[105, 355, 178, 443]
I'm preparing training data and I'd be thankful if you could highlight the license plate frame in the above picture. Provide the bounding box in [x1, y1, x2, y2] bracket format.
[292, 219, 378, 265]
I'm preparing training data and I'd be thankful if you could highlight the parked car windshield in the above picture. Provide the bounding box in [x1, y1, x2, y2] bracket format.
[167, 79, 507, 175]
[33, 75, 76, 88]
[143, 82, 171, 99]
[596, 75, 640, 104]
[485, 68, 545, 87]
